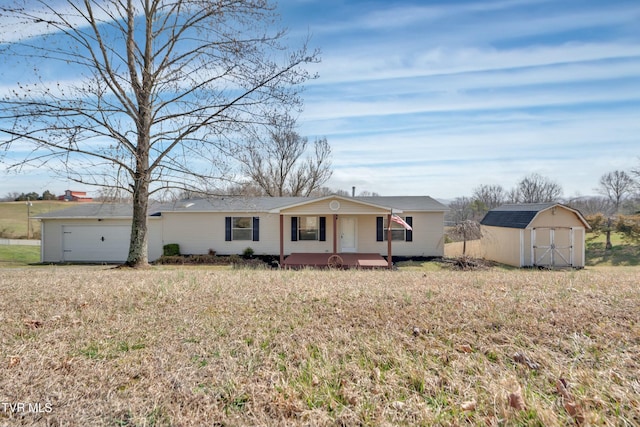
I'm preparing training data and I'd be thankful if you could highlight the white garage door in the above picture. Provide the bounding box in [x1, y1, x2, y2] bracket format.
[62, 225, 130, 262]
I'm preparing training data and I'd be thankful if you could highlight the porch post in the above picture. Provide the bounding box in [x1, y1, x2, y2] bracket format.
[387, 213, 392, 269]
[333, 214, 338, 255]
[279, 214, 284, 267]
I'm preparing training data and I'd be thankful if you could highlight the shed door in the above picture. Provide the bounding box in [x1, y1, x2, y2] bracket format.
[532, 227, 573, 267]
[62, 225, 130, 262]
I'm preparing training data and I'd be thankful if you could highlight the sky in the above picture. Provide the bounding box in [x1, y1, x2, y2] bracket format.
[1, 0, 639, 201]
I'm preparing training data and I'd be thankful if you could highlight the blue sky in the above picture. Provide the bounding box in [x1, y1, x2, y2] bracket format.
[280, 0, 640, 199]
[1, 0, 639, 200]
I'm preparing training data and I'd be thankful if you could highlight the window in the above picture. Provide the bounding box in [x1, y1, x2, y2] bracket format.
[225, 217, 259, 241]
[232, 217, 252, 241]
[299, 216, 319, 240]
[291, 217, 326, 241]
[384, 217, 406, 241]
[376, 216, 413, 242]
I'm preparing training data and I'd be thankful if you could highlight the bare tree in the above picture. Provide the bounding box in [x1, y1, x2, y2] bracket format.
[597, 170, 635, 213]
[238, 119, 332, 196]
[449, 220, 482, 255]
[447, 196, 484, 224]
[472, 184, 506, 213]
[0, 0, 318, 267]
[566, 195, 612, 216]
[511, 173, 562, 203]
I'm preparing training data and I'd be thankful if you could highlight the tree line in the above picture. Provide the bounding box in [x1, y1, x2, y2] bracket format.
[2, 190, 57, 202]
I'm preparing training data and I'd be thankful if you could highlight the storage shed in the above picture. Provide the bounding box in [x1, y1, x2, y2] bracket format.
[479, 203, 591, 268]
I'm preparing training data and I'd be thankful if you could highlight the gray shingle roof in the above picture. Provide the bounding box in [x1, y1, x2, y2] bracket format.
[160, 195, 448, 213]
[480, 203, 562, 229]
[35, 195, 448, 219]
[34, 202, 169, 219]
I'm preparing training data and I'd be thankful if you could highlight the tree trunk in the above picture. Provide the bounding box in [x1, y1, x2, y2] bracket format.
[605, 217, 613, 250]
[126, 130, 151, 268]
[126, 170, 150, 267]
[126, 188, 149, 267]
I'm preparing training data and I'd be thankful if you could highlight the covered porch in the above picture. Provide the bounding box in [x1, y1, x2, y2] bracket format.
[282, 252, 389, 269]
[270, 195, 413, 270]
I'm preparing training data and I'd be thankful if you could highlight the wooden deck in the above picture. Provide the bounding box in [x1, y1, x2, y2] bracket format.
[282, 253, 389, 269]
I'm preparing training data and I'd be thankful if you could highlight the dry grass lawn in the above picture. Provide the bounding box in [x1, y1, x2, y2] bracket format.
[1, 266, 638, 426]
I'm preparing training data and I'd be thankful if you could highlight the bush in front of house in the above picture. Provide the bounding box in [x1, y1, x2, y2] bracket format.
[163, 243, 180, 256]
[242, 247, 254, 259]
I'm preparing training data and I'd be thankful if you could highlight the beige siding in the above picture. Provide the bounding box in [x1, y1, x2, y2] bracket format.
[528, 208, 586, 267]
[444, 240, 483, 258]
[280, 198, 391, 215]
[282, 215, 334, 255]
[479, 225, 523, 267]
[148, 220, 163, 261]
[160, 212, 283, 256]
[529, 207, 583, 229]
[352, 212, 445, 257]
[480, 206, 588, 268]
[41, 206, 447, 261]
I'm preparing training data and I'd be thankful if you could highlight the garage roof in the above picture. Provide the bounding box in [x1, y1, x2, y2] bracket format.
[480, 203, 590, 229]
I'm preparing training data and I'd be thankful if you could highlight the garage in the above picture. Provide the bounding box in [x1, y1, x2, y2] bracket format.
[62, 225, 130, 262]
[479, 203, 591, 268]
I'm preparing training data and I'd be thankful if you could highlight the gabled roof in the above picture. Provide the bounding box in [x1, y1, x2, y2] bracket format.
[35, 195, 448, 219]
[480, 203, 591, 229]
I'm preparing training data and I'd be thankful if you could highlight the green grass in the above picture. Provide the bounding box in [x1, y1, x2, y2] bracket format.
[585, 232, 639, 266]
[0, 245, 40, 266]
[0, 201, 73, 239]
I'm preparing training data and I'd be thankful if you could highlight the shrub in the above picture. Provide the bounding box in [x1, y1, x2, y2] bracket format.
[163, 243, 180, 256]
[615, 215, 640, 242]
[242, 247, 254, 259]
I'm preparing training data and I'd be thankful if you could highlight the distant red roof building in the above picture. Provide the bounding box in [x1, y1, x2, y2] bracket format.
[58, 190, 93, 202]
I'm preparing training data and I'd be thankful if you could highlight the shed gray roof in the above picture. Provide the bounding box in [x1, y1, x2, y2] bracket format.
[480, 203, 590, 229]
[35, 195, 448, 219]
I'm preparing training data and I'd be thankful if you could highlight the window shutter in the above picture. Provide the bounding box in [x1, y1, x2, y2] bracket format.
[405, 216, 413, 242]
[253, 217, 260, 241]
[376, 216, 384, 242]
[225, 217, 232, 241]
[319, 217, 326, 241]
[291, 217, 298, 241]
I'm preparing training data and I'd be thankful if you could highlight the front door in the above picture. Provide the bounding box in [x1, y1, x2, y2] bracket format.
[340, 217, 357, 252]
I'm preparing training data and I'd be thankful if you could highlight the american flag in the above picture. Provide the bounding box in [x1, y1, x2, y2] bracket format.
[391, 214, 412, 230]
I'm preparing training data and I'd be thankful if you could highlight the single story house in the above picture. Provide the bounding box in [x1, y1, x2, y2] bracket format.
[479, 203, 591, 268]
[36, 195, 448, 267]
